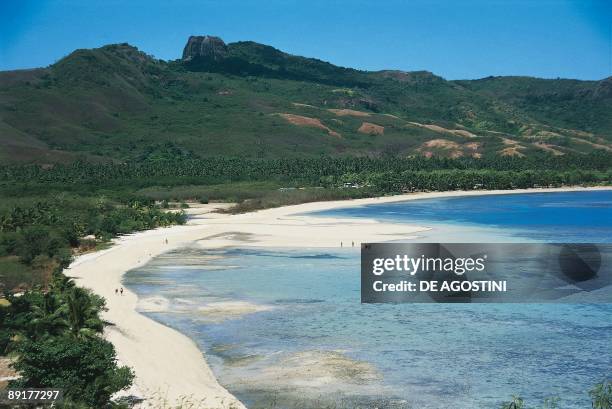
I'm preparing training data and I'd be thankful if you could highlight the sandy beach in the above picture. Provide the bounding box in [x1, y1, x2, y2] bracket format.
[66, 186, 611, 408]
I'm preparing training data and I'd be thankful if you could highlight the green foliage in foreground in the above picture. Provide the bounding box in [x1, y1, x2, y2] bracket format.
[0, 192, 187, 407]
[1, 274, 133, 407]
[11, 334, 133, 407]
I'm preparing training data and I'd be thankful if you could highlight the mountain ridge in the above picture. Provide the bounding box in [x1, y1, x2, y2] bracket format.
[0, 37, 610, 164]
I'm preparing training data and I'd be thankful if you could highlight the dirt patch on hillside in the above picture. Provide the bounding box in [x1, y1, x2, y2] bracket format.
[501, 137, 518, 146]
[423, 139, 461, 149]
[452, 129, 476, 138]
[499, 146, 525, 157]
[498, 137, 526, 157]
[292, 102, 318, 109]
[420, 139, 463, 158]
[571, 137, 612, 151]
[279, 113, 341, 138]
[408, 122, 476, 138]
[358, 122, 384, 135]
[533, 142, 564, 155]
[465, 142, 482, 158]
[328, 109, 371, 117]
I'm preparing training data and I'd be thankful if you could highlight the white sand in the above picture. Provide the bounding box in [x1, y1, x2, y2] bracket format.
[66, 186, 611, 408]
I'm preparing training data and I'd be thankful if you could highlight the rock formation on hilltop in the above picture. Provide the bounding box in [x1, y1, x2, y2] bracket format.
[182, 35, 227, 61]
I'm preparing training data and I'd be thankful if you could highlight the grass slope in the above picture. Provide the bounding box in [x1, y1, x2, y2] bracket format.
[0, 40, 610, 163]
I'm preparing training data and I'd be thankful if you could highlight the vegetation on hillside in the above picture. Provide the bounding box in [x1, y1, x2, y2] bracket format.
[0, 39, 610, 163]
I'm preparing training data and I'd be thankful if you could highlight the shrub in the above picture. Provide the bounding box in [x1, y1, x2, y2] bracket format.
[10, 335, 133, 407]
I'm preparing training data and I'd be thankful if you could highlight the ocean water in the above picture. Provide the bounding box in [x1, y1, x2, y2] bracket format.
[312, 190, 612, 243]
[124, 191, 612, 409]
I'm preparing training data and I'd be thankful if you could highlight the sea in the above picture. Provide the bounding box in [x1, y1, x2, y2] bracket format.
[124, 190, 612, 409]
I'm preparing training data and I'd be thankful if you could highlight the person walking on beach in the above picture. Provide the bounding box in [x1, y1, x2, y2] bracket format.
[120, 287, 124, 296]
[115, 288, 118, 295]
[165, 238, 168, 244]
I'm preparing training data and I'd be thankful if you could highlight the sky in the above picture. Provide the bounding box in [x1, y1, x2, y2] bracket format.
[0, 0, 611, 80]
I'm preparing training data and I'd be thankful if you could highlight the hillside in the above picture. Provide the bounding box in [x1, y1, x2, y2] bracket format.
[0, 36, 611, 164]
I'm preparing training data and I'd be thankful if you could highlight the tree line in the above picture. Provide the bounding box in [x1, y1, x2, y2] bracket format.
[0, 197, 186, 407]
[1, 152, 610, 190]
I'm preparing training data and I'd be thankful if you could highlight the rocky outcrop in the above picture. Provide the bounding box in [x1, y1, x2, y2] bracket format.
[593, 77, 612, 99]
[182, 35, 227, 61]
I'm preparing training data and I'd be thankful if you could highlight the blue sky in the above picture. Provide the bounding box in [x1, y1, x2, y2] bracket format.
[1, 0, 610, 80]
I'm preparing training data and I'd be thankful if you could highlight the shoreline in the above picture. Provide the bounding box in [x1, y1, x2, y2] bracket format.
[66, 186, 611, 408]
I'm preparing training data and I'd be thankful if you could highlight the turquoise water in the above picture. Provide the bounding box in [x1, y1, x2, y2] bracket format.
[125, 191, 612, 409]
[313, 190, 612, 242]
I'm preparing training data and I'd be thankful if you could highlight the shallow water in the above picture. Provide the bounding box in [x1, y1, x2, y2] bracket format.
[125, 191, 612, 409]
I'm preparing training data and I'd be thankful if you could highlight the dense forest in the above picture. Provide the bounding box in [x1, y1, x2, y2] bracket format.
[2, 151, 610, 187]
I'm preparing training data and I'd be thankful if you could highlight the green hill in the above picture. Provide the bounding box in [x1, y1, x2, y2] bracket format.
[0, 36, 610, 164]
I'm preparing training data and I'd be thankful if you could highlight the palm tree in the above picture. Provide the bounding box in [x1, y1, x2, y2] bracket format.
[66, 288, 104, 338]
[29, 292, 68, 340]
